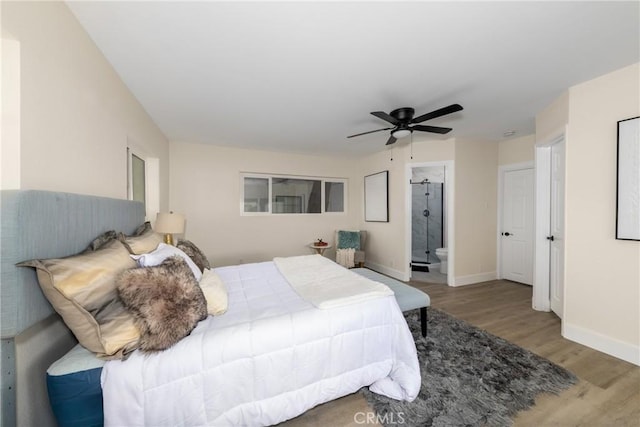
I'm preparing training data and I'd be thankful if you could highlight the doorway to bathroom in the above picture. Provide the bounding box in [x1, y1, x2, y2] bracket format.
[406, 162, 454, 285]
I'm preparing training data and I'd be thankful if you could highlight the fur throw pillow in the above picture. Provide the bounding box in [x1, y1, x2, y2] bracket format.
[82, 230, 118, 252]
[177, 239, 210, 272]
[116, 256, 207, 352]
[133, 221, 152, 236]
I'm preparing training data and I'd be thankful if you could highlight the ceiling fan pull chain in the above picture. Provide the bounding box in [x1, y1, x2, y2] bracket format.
[410, 132, 414, 159]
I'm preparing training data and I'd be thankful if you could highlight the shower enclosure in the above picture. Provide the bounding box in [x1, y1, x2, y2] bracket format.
[411, 175, 444, 271]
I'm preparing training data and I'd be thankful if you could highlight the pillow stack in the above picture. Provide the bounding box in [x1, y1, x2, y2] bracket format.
[19, 222, 225, 358]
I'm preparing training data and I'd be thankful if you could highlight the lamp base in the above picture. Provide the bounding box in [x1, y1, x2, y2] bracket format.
[163, 234, 174, 246]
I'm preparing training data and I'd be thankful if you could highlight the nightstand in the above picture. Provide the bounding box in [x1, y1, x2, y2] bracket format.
[309, 244, 332, 256]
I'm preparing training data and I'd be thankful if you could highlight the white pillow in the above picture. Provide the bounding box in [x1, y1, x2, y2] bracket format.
[131, 243, 202, 281]
[199, 269, 228, 316]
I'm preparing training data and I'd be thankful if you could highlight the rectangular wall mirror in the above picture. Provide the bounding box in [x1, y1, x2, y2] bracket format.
[364, 170, 389, 222]
[616, 116, 640, 241]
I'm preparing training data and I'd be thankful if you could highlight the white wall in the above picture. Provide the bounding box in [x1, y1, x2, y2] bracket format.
[169, 141, 360, 266]
[563, 63, 639, 364]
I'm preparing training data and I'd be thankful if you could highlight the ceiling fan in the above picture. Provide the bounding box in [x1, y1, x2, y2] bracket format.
[347, 103, 463, 146]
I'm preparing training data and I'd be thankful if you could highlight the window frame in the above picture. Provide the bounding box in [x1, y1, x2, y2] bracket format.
[240, 173, 347, 216]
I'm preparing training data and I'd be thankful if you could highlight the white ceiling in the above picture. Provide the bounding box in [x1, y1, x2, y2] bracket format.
[67, 1, 640, 156]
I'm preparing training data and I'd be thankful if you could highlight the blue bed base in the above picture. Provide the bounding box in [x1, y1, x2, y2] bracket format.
[47, 368, 103, 427]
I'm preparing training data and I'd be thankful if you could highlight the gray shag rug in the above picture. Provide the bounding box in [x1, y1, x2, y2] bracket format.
[362, 308, 577, 427]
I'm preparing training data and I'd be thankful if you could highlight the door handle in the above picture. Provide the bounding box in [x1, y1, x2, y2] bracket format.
[502, 232, 512, 236]
[546, 235, 555, 241]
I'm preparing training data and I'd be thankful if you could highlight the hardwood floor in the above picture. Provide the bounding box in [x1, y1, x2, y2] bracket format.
[282, 279, 640, 426]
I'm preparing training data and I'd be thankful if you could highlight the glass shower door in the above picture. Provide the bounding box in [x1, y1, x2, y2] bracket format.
[411, 182, 443, 267]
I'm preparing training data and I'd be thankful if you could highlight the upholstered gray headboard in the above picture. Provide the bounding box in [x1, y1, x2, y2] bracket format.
[0, 190, 145, 426]
[1, 190, 145, 338]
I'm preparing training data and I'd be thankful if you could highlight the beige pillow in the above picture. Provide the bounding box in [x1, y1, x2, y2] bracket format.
[18, 239, 140, 359]
[199, 269, 228, 316]
[119, 222, 163, 255]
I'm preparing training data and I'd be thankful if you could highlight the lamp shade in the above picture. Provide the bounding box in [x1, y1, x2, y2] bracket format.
[155, 212, 185, 234]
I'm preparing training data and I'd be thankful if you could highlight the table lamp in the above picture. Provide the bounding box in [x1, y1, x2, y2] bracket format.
[155, 211, 185, 245]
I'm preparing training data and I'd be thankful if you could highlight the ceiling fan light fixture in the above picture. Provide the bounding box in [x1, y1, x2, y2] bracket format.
[347, 103, 463, 145]
[392, 129, 412, 139]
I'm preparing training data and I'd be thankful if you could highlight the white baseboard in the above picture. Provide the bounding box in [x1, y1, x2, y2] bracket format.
[562, 322, 640, 366]
[364, 261, 406, 281]
[452, 271, 497, 287]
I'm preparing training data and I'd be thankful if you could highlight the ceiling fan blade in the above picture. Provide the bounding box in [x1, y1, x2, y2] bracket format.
[371, 111, 400, 125]
[347, 127, 394, 138]
[385, 135, 397, 145]
[411, 104, 463, 124]
[411, 124, 453, 134]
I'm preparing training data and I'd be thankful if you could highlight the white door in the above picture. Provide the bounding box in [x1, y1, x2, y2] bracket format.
[549, 140, 565, 317]
[501, 168, 534, 285]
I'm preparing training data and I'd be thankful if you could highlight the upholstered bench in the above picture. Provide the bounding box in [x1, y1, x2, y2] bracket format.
[352, 268, 430, 337]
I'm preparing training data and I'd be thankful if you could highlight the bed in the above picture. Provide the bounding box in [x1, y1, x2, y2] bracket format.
[1, 190, 144, 427]
[0, 190, 420, 426]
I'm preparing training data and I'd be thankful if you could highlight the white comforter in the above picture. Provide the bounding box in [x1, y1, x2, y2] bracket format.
[101, 261, 420, 426]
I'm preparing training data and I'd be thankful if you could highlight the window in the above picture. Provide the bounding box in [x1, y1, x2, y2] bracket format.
[325, 181, 345, 212]
[130, 153, 146, 206]
[272, 178, 321, 214]
[243, 177, 269, 212]
[127, 147, 159, 221]
[241, 174, 347, 215]
[127, 148, 146, 209]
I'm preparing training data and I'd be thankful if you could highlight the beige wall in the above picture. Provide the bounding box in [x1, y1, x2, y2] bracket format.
[454, 138, 499, 280]
[354, 138, 455, 278]
[498, 134, 535, 165]
[355, 145, 409, 275]
[1, 36, 21, 189]
[171, 135, 500, 286]
[2, 1, 169, 204]
[171, 135, 500, 285]
[1, 3, 171, 425]
[564, 63, 639, 356]
[536, 90, 569, 142]
[355, 136, 500, 284]
[169, 142, 361, 266]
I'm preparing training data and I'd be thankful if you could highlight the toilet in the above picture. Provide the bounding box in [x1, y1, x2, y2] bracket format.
[435, 248, 448, 274]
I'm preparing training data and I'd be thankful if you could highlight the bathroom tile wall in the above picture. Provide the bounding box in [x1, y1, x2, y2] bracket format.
[411, 166, 445, 264]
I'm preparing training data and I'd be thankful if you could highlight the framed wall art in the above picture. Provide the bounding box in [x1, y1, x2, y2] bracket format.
[364, 170, 389, 222]
[616, 116, 640, 241]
